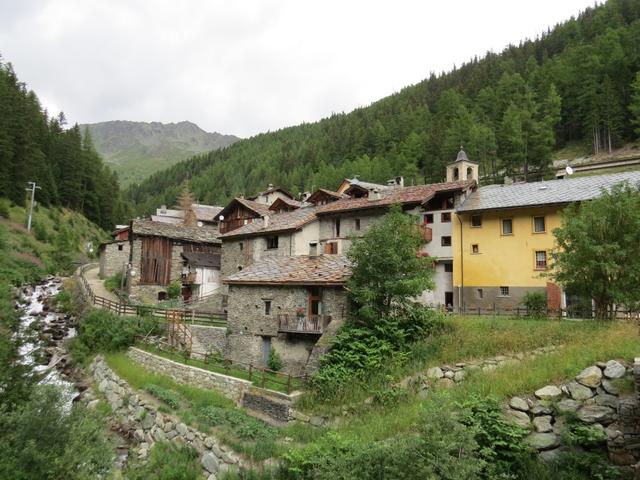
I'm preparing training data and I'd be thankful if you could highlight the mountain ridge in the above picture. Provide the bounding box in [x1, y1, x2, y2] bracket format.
[81, 120, 240, 186]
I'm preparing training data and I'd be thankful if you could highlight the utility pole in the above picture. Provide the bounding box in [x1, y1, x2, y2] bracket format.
[25, 181, 41, 233]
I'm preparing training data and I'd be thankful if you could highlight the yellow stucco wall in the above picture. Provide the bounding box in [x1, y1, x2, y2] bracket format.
[453, 206, 563, 287]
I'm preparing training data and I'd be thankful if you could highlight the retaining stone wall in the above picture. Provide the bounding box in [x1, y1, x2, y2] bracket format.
[190, 325, 228, 355]
[88, 356, 242, 478]
[127, 347, 250, 403]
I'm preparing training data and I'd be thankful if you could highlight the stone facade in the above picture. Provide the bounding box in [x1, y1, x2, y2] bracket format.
[190, 325, 228, 355]
[225, 284, 348, 373]
[88, 355, 243, 477]
[98, 241, 130, 279]
[454, 285, 547, 313]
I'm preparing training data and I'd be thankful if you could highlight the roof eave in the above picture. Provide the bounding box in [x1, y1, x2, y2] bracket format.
[456, 201, 571, 214]
[223, 280, 347, 286]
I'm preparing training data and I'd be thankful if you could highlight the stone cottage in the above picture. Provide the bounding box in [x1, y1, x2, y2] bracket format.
[127, 219, 221, 305]
[98, 226, 131, 279]
[223, 254, 351, 374]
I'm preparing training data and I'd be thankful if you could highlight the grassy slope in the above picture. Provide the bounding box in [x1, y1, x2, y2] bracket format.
[0, 200, 108, 285]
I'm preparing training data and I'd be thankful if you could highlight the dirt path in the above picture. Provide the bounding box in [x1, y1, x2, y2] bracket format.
[83, 264, 120, 303]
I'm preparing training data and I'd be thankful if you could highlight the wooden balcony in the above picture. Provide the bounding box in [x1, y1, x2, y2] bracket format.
[182, 272, 197, 284]
[219, 217, 253, 234]
[277, 314, 331, 334]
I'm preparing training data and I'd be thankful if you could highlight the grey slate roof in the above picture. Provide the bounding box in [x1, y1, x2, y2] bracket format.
[131, 219, 220, 244]
[181, 252, 221, 268]
[457, 171, 640, 213]
[224, 255, 351, 285]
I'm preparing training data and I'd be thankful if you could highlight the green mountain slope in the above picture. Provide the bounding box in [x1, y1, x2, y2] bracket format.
[81, 121, 239, 186]
[128, 0, 640, 215]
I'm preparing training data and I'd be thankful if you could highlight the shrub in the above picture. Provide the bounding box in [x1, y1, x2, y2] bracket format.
[523, 291, 547, 318]
[103, 272, 123, 293]
[167, 281, 182, 299]
[70, 309, 137, 363]
[144, 384, 181, 409]
[32, 221, 49, 242]
[267, 347, 283, 371]
[196, 406, 277, 441]
[0, 199, 10, 219]
[125, 442, 200, 480]
[457, 395, 532, 478]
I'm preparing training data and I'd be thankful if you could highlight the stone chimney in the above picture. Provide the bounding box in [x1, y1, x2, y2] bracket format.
[263, 214, 270, 227]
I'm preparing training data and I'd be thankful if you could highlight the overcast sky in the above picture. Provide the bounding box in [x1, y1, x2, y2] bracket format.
[0, 0, 596, 138]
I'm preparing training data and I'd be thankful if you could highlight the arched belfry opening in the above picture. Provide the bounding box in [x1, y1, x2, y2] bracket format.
[446, 146, 479, 183]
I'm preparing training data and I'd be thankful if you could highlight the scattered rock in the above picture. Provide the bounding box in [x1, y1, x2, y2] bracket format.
[426, 367, 444, 379]
[509, 396, 530, 412]
[539, 447, 563, 463]
[535, 385, 562, 400]
[603, 360, 626, 379]
[576, 366, 602, 388]
[444, 370, 455, 379]
[527, 432, 560, 450]
[436, 378, 455, 389]
[532, 415, 553, 433]
[453, 370, 465, 382]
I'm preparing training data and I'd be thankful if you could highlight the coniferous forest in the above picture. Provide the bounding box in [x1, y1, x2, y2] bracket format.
[0, 59, 128, 230]
[128, 0, 640, 215]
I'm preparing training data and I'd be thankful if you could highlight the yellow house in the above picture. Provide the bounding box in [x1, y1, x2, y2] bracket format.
[452, 171, 640, 313]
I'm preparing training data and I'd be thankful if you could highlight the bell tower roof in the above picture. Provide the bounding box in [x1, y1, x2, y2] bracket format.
[448, 146, 478, 165]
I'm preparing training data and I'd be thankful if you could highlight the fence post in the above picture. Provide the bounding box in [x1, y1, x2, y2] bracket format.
[248, 364, 253, 382]
[287, 374, 292, 394]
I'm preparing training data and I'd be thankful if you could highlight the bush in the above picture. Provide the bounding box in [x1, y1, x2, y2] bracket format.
[0, 199, 10, 219]
[267, 348, 283, 371]
[70, 309, 138, 363]
[32, 221, 49, 242]
[103, 272, 123, 293]
[125, 442, 200, 480]
[523, 291, 547, 318]
[145, 384, 181, 409]
[167, 281, 182, 299]
[196, 406, 278, 441]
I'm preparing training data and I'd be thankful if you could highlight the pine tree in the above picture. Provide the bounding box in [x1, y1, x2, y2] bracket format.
[630, 71, 640, 140]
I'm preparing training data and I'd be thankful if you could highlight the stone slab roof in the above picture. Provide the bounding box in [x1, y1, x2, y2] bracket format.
[219, 206, 318, 239]
[218, 197, 271, 220]
[131, 219, 220, 244]
[224, 255, 351, 286]
[181, 252, 221, 268]
[316, 180, 476, 215]
[457, 171, 640, 213]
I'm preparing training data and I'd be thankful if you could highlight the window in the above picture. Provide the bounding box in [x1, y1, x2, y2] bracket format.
[499, 286, 510, 297]
[533, 216, 546, 233]
[355, 218, 361, 231]
[471, 244, 479, 254]
[324, 242, 338, 254]
[118, 244, 123, 251]
[264, 300, 271, 315]
[266, 236, 279, 249]
[334, 218, 341, 237]
[441, 212, 451, 223]
[501, 218, 513, 235]
[444, 263, 453, 273]
[475, 288, 484, 299]
[535, 250, 548, 269]
[309, 242, 318, 256]
[441, 236, 452, 247]
[239, 242, 244, 251]
[467, 166, 473, 178]
[453, 167, 459, 180]
[471, 215, 482, 227]
[423, 213, 434, 224]
[237, 265, 243, 271]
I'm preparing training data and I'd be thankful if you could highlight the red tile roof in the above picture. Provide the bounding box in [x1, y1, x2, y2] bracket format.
[315, 180, 476, 215]
[224, 255, 351, 286]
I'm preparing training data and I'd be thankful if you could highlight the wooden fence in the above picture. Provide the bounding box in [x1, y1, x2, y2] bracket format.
[78, 264, 227, 327]
[456, 303, 640, 320]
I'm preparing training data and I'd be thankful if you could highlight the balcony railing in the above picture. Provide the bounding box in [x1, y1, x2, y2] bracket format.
[277, 314, 331, 334]
[219, 217, 253, 234]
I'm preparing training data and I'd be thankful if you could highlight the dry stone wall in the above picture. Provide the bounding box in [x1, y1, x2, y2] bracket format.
[88, 356, 243, 479]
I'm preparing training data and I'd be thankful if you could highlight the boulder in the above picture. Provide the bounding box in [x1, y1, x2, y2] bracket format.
[505, 409, 531, 428]
[509, 396, 530, 412]
[567, 381, 594, 401]
[603, 360, 626, 379]
[532, 415, 553, 433]
[601, 379, 619, 395]
[576, 405, 616, 424]
[453, 370, 466, 382]
[530, 403, 553, 416]
[539, 447, 563, 463]
[556, 399, 582, 414]
[437, 378, 455, 389]
[576, 366, 602, 388]
[426, 367, 444, 379]
[527, 432, 560, 450]
[444, 370, 455, 379]
[535, 385, 562, 400]
[201, 452, 219, 473]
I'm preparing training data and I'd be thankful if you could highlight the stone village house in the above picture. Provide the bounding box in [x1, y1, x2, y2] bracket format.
[126, 219, 223, 308]
[98, 226, 131, 279]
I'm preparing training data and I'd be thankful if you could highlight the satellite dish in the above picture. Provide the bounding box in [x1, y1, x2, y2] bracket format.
[565, 166, 574, 176]
[197, 221, 203, 227]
